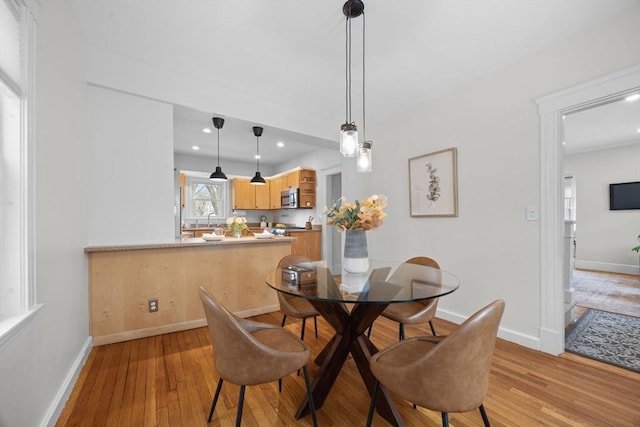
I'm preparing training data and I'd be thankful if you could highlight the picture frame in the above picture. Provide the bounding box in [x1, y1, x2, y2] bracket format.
[408, 147, 458, 217]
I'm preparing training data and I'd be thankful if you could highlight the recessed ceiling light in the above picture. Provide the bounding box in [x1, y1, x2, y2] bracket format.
[202, 128, 212, 133]
[637, 128, 640, 133]
[625, 93, 640, 102]
[254, 154, 261, 159]
[192, 145, 200, 150]
[277, 141, 284, 148]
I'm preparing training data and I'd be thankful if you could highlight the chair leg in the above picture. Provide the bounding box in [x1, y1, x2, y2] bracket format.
[367, 324, 373, 338]
[399, 323, 405, 341]
[429, 320, 437, 336]
[278, 378, 282, 392]
[441, 412, 449, 427]
[235, 385, 245, 427]
[479, 404, 491, 426]
[207, 378, 224, 422]
[365, 380, 380, 427]
[301, 317, 306, 341]
[313, 316, 318, 338]
[303, 365, 318, 427]
[281, 314, 287, 327]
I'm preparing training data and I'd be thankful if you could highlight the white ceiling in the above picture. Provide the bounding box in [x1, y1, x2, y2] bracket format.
[68, 0, 640, 165]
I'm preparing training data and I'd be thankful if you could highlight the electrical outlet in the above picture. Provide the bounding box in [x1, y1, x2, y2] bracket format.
[148, 298, 158, 313]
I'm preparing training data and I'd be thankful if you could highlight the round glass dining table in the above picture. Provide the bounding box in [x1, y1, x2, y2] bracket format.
[265, 260, 460, 426]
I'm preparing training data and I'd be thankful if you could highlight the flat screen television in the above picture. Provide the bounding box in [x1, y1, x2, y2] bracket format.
[609, 181, 640, 210]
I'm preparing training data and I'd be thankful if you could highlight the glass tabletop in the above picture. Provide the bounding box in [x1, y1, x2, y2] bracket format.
[265, 260, 459, 304]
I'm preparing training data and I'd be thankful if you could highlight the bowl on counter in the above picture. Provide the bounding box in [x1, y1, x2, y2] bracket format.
[253, 231, 274, 239]
[202, 233, 225, 241]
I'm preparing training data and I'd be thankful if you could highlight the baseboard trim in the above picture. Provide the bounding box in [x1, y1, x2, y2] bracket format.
[93, 305, 281, 346]
[42, 336, 93, 427]
[436, 308, 540, 351]
[575, 260, 639, 276]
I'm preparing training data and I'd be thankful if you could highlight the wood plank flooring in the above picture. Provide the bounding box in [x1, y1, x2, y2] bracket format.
[56, 312, 640, 427]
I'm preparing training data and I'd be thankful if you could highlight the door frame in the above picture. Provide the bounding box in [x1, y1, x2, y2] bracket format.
[536, 64, 640, 354]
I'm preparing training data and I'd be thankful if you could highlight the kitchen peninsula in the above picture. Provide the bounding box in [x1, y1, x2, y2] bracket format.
[85, 236, 295, 345]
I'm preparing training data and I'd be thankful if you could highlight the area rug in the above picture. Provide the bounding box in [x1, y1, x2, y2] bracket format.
[565, 309, 640, 373]
[572, 269, 640, 318]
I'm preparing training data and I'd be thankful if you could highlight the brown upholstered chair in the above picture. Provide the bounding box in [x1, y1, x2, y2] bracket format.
[366, 299, 505, 427]
[277, 255, 319, 340]
[199, 287, 317, 427]
[368, 256, 441, 340]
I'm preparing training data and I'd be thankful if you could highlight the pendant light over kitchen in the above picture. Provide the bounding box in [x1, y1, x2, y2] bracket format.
[250, 126, 266, 185]
[341, 0, 372, 173]
[209, 117, 228, 181]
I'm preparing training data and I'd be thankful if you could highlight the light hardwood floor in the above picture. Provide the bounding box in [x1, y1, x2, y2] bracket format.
[56, 311, 640, 427]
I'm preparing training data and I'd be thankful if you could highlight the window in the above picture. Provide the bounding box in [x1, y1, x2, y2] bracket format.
[0, 0, 38, 344]
[184, 175, 229, 222]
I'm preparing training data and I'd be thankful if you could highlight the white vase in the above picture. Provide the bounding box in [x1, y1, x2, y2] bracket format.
[343, 229, 369, 274]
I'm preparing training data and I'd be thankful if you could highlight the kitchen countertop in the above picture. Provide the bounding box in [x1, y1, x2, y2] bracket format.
[84, 235, 295, 253]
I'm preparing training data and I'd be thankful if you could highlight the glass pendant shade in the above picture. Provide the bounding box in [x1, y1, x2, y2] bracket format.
[340, 123, 358, 157]
[357, 140, 372, 173]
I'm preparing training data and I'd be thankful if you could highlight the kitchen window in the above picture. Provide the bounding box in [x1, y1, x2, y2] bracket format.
[185, 175, 229, 222]
[0, 0, 39, 345]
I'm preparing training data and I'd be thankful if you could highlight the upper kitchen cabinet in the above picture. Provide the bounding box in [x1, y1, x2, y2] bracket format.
[283, 170, 300, 189]
[269, 175, 282, 209]
[232, 178, 270, 210]
[299, 169, 316, 208]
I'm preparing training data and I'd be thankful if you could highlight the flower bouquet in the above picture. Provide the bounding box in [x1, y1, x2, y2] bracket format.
[324, 194, 387, 232]
[226, 215, 248, 237]
[324, 194, 387, 274]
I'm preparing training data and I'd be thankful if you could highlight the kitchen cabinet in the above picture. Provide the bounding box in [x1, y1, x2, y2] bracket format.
[286, 230, 321, 261]
[298, 169, 316, 208]
[269, 175, 282, 209]
[233, 178, 270, 209]
[179, 173, 186, 207]
[283, 170, 300, 189]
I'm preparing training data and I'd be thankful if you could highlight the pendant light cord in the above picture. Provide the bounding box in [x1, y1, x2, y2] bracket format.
[362, 11, 366, 140]
[216, 127, 221, 167]
[345, 17, 351, 124]
[256, 135, 260, 171]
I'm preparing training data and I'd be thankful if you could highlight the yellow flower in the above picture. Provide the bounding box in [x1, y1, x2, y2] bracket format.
[324, 194, 387, 231]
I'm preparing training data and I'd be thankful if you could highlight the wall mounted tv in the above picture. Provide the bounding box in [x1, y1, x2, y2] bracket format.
[609, 181, 640, 210]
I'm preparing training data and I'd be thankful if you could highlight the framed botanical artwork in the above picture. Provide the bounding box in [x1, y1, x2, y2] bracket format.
[408, 147, 458, 217]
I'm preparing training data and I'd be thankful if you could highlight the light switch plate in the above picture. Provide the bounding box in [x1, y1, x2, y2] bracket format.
[526, 206, 538, 221]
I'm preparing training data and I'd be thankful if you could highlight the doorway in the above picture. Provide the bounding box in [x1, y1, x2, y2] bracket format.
[324, 170, 342, 271]
[536, 64, 640, 355]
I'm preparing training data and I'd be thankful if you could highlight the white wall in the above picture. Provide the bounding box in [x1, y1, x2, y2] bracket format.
[0, 2, 91, 426]
[87, 87, 175, 245]
[565, 143, 640, 273]
[357, 7, 640, 341]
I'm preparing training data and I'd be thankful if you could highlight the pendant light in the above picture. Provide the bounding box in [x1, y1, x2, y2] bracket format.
[209, 117, 228, 181]
[250, 126, 266, 185]
[356, 2, 372, 173]
[339, 0, 363, 157]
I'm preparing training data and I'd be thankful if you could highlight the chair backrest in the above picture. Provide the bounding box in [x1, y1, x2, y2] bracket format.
[389, 256, 441, 308]
[199, 287, 278, 384]
[395, 299, 505, 412]
[276, 255, 312, 310]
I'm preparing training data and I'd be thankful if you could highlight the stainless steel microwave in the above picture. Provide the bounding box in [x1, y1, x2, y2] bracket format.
[281, 188, 299, 208]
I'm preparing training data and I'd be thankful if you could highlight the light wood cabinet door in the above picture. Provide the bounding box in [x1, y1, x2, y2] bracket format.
[232, 178, 254, 209]
[284, 170, 300, 189]
[269, 176, 282, 209]
[255, 181, 270, 209]
[287, 230, 321, 261]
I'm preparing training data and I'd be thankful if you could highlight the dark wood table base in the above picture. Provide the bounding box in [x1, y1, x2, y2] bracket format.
[295, 300, 404, 426]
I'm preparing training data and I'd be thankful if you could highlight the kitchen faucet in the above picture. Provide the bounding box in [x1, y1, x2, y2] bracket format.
[207, 212, 216, 227]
